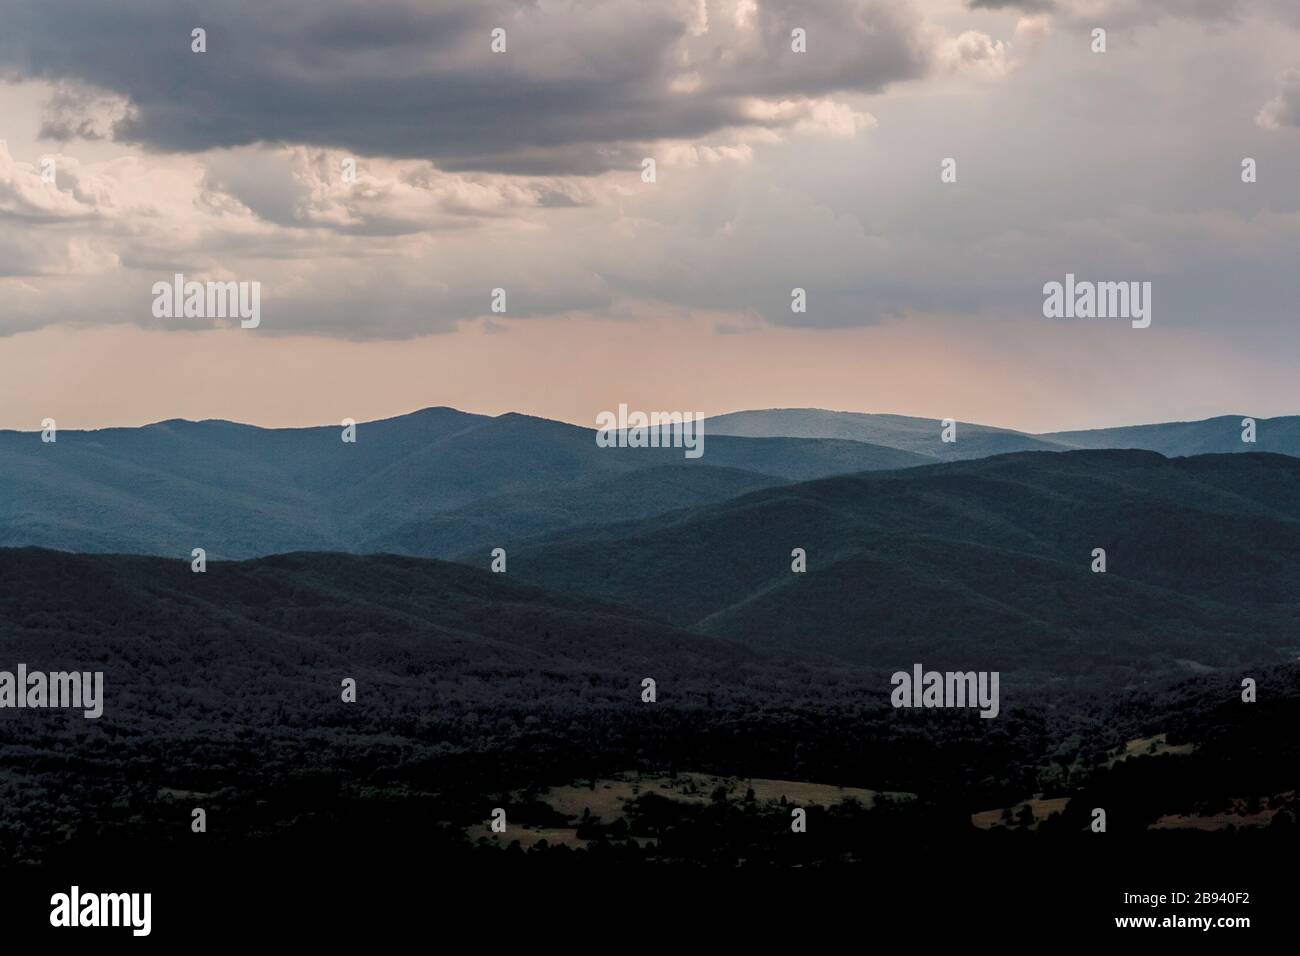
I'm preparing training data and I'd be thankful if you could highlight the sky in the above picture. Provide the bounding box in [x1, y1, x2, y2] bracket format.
[1, 0, 1299, 432]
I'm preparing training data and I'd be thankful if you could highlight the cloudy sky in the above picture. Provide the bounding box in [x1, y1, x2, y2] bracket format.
[1, 0, 1298, 431]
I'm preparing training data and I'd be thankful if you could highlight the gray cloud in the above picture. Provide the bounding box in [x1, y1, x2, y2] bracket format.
[971, 0, 1257, 26]
[1, 0, 1299, 348]
[1257, 69, 1300, 130]
[0, 0, 929, 174]
[968, 1, 1056, 11]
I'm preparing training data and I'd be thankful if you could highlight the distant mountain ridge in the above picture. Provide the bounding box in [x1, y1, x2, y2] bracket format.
[705, 408, 1300, 460]
[6, 404, 1296, 563]
[704, 408, 1069, 460]
[0, 406, 924, 559]
[1041, 414, 1300, 457]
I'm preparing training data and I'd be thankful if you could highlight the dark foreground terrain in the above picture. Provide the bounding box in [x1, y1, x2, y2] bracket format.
[1, 547, 1295, 874]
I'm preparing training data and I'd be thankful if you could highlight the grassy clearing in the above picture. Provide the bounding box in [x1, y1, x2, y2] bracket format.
[1105, 733, 1195, 768]
[476, 771, 907, 848]
[539, 771, 898, 822]
[1149, 792, 1295, 830]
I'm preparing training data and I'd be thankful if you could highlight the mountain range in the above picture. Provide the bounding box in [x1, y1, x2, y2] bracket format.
[4, 406, 1296, 561]
[0, 408, 919, 559]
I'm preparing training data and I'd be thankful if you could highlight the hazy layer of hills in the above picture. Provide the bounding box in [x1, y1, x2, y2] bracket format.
[706, 408, 1300, 460]
[4, 403, 1297, 709]
[0, 407, 921, 559]
[705, 409, 1068, 460]
[1042, 414, 1300, 457]
[4, 405, 1296, 561]
[7, 428, 1297, 683]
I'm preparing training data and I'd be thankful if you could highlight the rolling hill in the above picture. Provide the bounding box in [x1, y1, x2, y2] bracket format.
[0, 547, 761, 715]
[498, 449, 1300, 680]
[365, 463, 789, 558]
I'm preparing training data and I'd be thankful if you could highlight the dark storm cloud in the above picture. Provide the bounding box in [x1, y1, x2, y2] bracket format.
[0, 0, 930, 173]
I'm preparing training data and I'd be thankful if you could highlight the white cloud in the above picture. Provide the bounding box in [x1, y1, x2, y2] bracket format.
[1256, 68, 1300, 130]
[0, 141, 99, 220]
[937, 15, 1049, 77]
